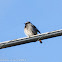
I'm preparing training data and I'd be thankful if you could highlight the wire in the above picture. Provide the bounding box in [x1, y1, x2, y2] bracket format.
[0, 29, 62, 49]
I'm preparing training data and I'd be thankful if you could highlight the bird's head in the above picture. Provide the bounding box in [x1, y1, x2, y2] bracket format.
[24, 21, 31, 25]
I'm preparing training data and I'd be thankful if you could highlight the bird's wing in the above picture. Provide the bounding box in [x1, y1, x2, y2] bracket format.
[32, 24, 41, 34]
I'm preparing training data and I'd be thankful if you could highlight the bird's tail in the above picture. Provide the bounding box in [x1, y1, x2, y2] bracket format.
[39, 40, 42, 43]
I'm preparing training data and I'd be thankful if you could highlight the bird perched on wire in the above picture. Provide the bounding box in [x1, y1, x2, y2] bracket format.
[24, 21, 42, 43]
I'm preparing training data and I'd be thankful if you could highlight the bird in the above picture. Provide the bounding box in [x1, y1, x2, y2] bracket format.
[24, 21, 42, 43]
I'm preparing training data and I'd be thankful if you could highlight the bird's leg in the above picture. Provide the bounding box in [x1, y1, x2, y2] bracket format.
[39, 40, 42, 43]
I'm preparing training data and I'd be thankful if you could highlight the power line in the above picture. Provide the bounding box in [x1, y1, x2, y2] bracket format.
[0, 29, 62, 49]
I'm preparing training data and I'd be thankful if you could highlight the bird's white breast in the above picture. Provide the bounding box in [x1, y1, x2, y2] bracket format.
[24, 26, 34, 37]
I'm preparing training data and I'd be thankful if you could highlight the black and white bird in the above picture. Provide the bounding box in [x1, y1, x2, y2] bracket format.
[24, 21, 42, 43]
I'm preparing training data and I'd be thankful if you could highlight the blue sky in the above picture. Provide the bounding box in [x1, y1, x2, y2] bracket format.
[0, 0, 62, 62]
